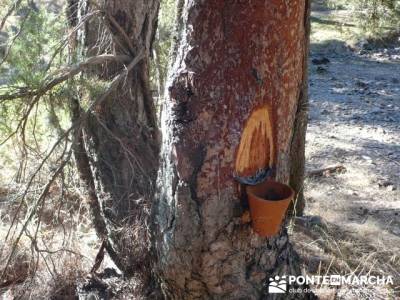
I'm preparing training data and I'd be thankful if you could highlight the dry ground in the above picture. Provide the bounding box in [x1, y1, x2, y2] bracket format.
[291, 1, 400, 299]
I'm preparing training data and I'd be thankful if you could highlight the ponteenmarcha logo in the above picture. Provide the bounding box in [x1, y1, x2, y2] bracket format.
[266, 274, 394, 294]
[268, 275, 287, 294]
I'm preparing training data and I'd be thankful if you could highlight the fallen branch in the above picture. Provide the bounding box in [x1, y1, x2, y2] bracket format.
[306, 165, 346, 177]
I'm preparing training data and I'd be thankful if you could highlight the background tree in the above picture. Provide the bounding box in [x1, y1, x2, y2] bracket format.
[66, 0, 161, 285]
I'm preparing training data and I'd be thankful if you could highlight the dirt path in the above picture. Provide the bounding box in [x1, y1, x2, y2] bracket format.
[306, 43, 400, 237]
[291, 2, 400, 299]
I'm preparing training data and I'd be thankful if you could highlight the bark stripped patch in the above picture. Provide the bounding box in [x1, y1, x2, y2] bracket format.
[235, 104, 275, 178]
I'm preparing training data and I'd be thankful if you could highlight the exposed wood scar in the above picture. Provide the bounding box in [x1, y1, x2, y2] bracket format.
[235, 105, 275, 178]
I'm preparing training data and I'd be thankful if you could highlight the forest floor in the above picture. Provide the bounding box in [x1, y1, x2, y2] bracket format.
[291, 1, 400, 299]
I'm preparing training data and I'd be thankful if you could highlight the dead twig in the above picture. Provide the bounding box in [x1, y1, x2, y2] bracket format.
[90, 239, 106, 273]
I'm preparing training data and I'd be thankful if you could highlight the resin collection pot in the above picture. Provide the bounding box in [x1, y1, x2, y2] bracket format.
[246, 180, 294, 237]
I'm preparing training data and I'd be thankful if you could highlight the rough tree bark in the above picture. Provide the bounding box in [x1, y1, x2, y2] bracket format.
[153, 1, 311, 299]
[67, 0, 160, 279]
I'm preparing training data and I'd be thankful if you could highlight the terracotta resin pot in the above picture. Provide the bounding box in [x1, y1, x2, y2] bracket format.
[246, 180, 294, 237]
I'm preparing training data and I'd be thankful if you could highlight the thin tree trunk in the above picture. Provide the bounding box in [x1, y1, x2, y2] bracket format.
[153, 1, 312, 299]
[288, 0, 311, 217]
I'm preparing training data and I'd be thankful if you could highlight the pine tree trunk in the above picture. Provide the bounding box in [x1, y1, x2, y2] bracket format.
[152, 1, 311, 298]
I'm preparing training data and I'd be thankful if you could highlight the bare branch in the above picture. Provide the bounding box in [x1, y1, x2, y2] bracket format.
[0, 46, 145, 237]
[0, 8, 31, 68]
[0, 149, 72, 281]
[88, 49, 145, 110]
[0, 0, 23, 32]
[88, 0, 137, 55]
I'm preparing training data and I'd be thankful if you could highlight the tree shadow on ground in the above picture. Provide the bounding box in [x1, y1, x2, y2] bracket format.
[346, 204, 400, 235]
[311, 16, 357, 28]
[308, 39, 400, 130]
[305, 138, 400, 184]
